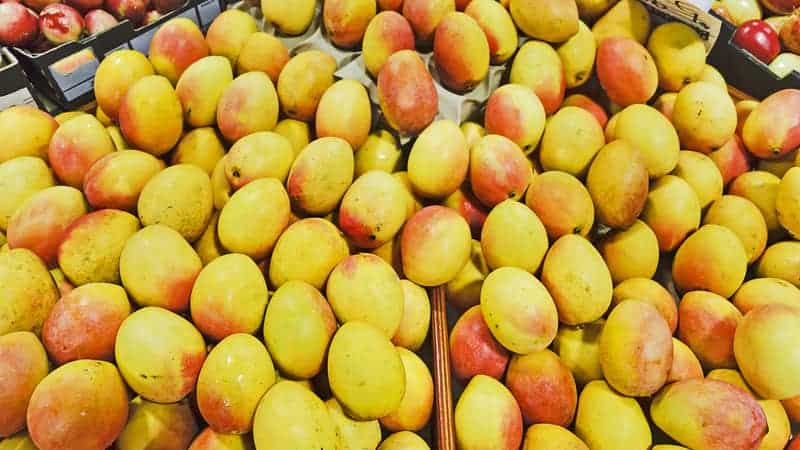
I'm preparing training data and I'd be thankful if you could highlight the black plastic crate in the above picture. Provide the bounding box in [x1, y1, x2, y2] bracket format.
[0, 47, 44, 110]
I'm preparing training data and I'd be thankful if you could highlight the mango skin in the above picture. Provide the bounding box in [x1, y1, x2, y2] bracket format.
[647, 22, 706, 92]
[450, 305, 510, 381]
[557, 21, 596, 88]
[433, 12, 490, 92]
[262, 0, 315, 35]
[363, 11, 416, 77]
[119, 75, 184, 156]
[539, 106, 605, 178]
[277, 50, 337, 122]
[216, 71, 279, 143]
[0, 332, 49, 438]
[704, 195, 767, 263]
[392, 280, 430, 351]
[710, 135, 751, 185]
[510, 0, 579, 43]
[552, 320, 604, 385]
[269, 218, 350, 289]
[0, 156, 55, 231]
[339, 171, 407, 249]
[596, 37, 658, 106]
[326, 398, 382, 450]
[668, 338, 704, 383]
[408, 120, 469, 199]
[672, 82, 737, 153]
[236, 32, 289, 82]
[525, 170, 594, 239]
[732, 277, 800, 314]
[574, 380, 652, 450]
[47, 114, 114, 188]
[380, 347, 434, 432]
[673, 224, 748, 298]
[509, 41, 566, 115]
[377, 50, 438, 136]
[599, 220, 660, 283]
[0, 106, 58, 162]
[757, 241, 800, 287]
[641, 175, 701, 252]
[402, 0, 455, 44]
[586, 140, 649, 229]
[729, 170, 784, 242]
[287, 137, 355, 216]
[148, 18, 210, 85]
[522, 424, 588, 450]
[116, 397, 199, 450]
[465, 0, 518, 64]
[591, 0, 651, 44]
[176, 56, 233, 128]
[610, 103, 680, 178]
[470, 135, 531, 207]
[225, 131, 294, 188]
[672, 150, 724, 209]
[252, 381, 336, 450]
[612, 277, 677, 333]
[678, 290, 742, 370]
[379, 432, 431, 450]
[324, 0, 376, 49]
[0, 249, 59, 336]
[0, 432, 38, 450]
[455, 375, 523, 450]
[650, 379, 768, 450]
[484, 84, 546, 153]
[205, 10, 258, 67]
[83, 150, 165, 212]
[173, 127, 226, 175]
[402, 206, 472, 287]
[93, 50, 154, 123]
[316, 79, 372, 150]
[777, 166, 800, 239]
[505, 349, 577, 427]
[742, 89, 800, 159]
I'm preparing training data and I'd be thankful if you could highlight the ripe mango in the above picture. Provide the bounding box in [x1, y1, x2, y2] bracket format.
[224, 132, 293, 188]
[269, 218, 350, 289]
[176, 56, 233, 128]
[557, 21, 595, 88]
[678, 290, 742, 369]
[757, 241, 800, 286]
[483, 84, 546, 153]
[379, 432, 430, 450]
[392, 280, 430, 351]
[0, 156, 54, 231]
[596, 37, 658, 106]
[0, 332, 48, 437]
[363, 11, 416, 77]
[586, 140, 648, 228]
[138, 164, 213, 242]
[377, 50, 438, 135]
[563, 94, 608, 127]
[481, 199, 548, 273]
[710, 135, 751, 185]
[612, 277, 677, 333]
[522, 424, 588, 450]
[599, 223, 659, 282]
[673, 224, 748, 298]
[324, 0, 376, 48]
[470, 135, 531, 207]
[205, 10, 257, 66]
[672, 150, 723, 209]
[402, 0, 455, 44]
[455, 375, 523, 450]
[506, 349, 577, 426]
[465, 0, 518, 64]
[380, 347, 434, 432]
[354, 130, 402, 176]
[316, 79, 372, 149]
[262, 0, 315, 35]
[672, 82, 737, 153]
[277, 50, 337, 121]
[510, 0, 579, 42]
[574, 380, 651, 450]
[408, 120, 468, 199]
[647, 23, 706, 92]
[252, 381, 336, 450]
[47, 114, 114, 188]
[326, 398, 382, 450]
[173, 127, 226, 175]
[509, 41, 565, 114]
[742, 89, 800, 159]
[119, 75, 183, 156]
[117, 398, 198, 450]
[339, 171, 407, 249]
[668, 338, 704, 383]
[591, 0, 651, 44]
[216, 71, 279, 142]
[433, 12, 489, 92]
[526, 170, 594, 239]
[641, 175, 701, 251]
[729, 171, 784, 241]
[733, 277, 800, 314]
[704, 195, 768, 263]
[287, 137, 354, 216]
[237, 32, 289, 82]
[757, 399, 792, 450]
[540, 106, 605, 177]
[149, 18, 209, 85]
[450, 304, 510, 381]
[274, 118, 311, 157]
[777, 166, 800, 238]
[552, 320, 604, 385]
[0, 249, 58, 336]
[94, 50, 154, 122]
[0, 106, 58, 162]
[83, 150, 165, 212]
[0, 432, 37, 450]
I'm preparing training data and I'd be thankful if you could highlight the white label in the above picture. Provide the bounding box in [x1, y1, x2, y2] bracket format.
[638, 0, 722, 52]
[0, 87, 36, 110]
[197, 0, 221, 28]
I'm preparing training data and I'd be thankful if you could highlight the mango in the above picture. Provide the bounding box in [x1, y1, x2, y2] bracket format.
[641, 175, 701, 251]
[648, 23, 706, 92]
[96, 107, 111, 126]
[699, 64, 728, 93]
[138, 164, 213, 242]
[733, 277, 800, 314]
[377, 50, 438, 135]
[601, 223, 658, 284]
[388, 281, 429, 351]
[613, 105, 679, 177]
[704, 195, 768, 263]
[758, 399, 791, 450]
[651, 379, 768, 449]
[445, 240, 488, 308]
[706, 368, 755, 394]
[461, 121, 486, 149]
[277, 50, 337, 121]
[433, 12, 489, 92]
[597, 37, 658, 106]
[574, 380, 651, 450]
[506, 349, 577, 426]
[483, 84, 546, 153]
[54, 111, 86, 124]
[0, 156, 55, 231]
[149, 18, 209, 85]
[395, 171, 425, 219]
[326, 398, 382, 450]
[316, 79, 372, 149]
[742, 89, 800, 159]
[402, 0, 455, 44]
[678, 290, 742, 369]
[481, 267, 559, 354]
[119, 75, 183, 156]
[274, 118, 311, 157]
[540, 107, 605, 177]
[0, 332, 48, 437]
[783, 395, 800, 423]
[117, 398, 199, 450]
[551, 320, 603, 385]
[450, 305, 510, 381]
[338, 171, 407, 248]
[510, 0, 578, 42]
[407, 120, 468, 198]
[563, 94, 608, 127]
[523, 424, 588, 450]
[176, 56, 233, 128]
[269, 218, 350, 289]
[83, 150, 164, 212]
[757, 241, 800, 286]
[93, 50, 154, 122]
[611, 278, 675, 331]
[673, 82, 737, 153]
[710, 135, 751, 185]
[464, 0, 517, 64]
[287, 137, 354, 215]
[107, 126, 129, 150]
[470, 135, 531, 207]
[354, 130, 402, 176]
[380, 347, 434, 432]
[509, 41, 565, 114]
[364, 11, 415, 79]
[591, 0, 651, 44]
[211, 156, 233, 210]
[224, 132, 293, 189]
[668, 338, 704, 383]
[205, 10, 257, 66]
[262, 0, 315, 35]
[216, 71, 279, 142]
[586, 140, 648, 228]
[324, 0, 376, 48]
[455, 375, 523, 450]
[575, 0, 617, 21]
[481, 199, 548, 273]
[379, 432, 430, 450]
[252, 381, 336, 450]
[26, 360, 128, 450]
[557, 21, 595, 88]
[672, 150, 724, 209]
[730, 171, 784, 241]
[47, 114, 114, 188]
[0, 432, 38, 450]
[236, 32, 289, 82]
[777, 166, 800, 238]
[57, 209, 139, 285]
[171, 128, 225, 176]
[526, 171, 593, 239]
[673, 224, 748, 297]
[655, 92, 677, 120]
[0, 249, 58, 335]
[7, 186, 87, 266]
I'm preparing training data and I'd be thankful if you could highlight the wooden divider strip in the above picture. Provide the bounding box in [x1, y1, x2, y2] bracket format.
[431, 286, 456, 450]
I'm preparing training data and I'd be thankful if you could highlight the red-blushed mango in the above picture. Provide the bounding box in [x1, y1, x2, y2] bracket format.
[190, 254, 268, 341]
[506, 349, 577, 426]
[269, 218, 350, 289]
[119, 75, 183, 155]
[650, 379, 768, 450]
[205, 10, 257, 66]
[563, 94, 608, 128]
[263, 280, 337, 379]
[0, 106, 58, 163]
[735, 304, 800, 399]
[401, 207, 471, 286]
[641, 175, 701, 251]
[327, 254, 404, 338]
[484, 84, 546, 153]
[481, 267, 559, 354]
[710, 135, 751, 185]
[461, 121, 486, 149]
[526, 171, 594, 239]
[42, 283, 129, 365]
[339, 171, 407, 249]
[218, 178, 290, 260]
[407, 120, 468, 199]
[647, 23, 706, 92]
[591, 0, 651, 43]
[57, 209, 140, 285]
[176, 56, 234, 128]
[586, 140, 649, 228]
[402, 0, 454, 43]
[277, 50, 337, 121]
[0, 156, 55, 231]
[509, 41, 565, 115]
[668, 338, 704, 383]
[0, 249, 59, 335]
[189, 427, 255, 450]
[120, 225, 202, 312]
[736, 99, 759, 135]
[523, 424, 589, 450]
[261, 0, 315, 36]
[225, 131, 293, 188]
[481, 199, 549, 273]
[450, 305, 510, 381]
[377, 50, 438, 135]
[672, 150, 723, 209]
[672, 82, 737, 153]
[115, 306, 207, 403]
[542, 234, 612, 326]
[730, 171, 784, 241]
[93, 50, 154, 122]
[116, 397, 199, 450]
[253, 381, 336, 449]
[394, 171, 424, 220]
[610, 104, 680, 178]
[324, 0, 376, 48]
[654, 92, 677, 120]
[557, 21, 596, 88]
[444, 187, 489, 238]
[236, 32, 288, 81]
[742, 89, 800, 159]
[757, 241, 800, 287]
[148, 18, 209, 84]
[197, 334, 276, 434]
[600, 221, 659, 284]
[216, 71, 279, 142]
[172, 127, 226, 175]
[433, 12, 489, 92]
[733, 277, 800, 314]
[445, 240, 488, 309]
[7, 186, 87, 267]
[0, 332, 48, 438]
[138, 164, 213, 242]
[47, 114, 114, 188]
[673, 224, 748, 298]
[470, 135, 530, 207]
[83, 150, 165, 211]
[455, 375, 523, 450]
[287, 137, 354, 215]
[316, 79, 372, 149]
[552, 320, 604, 385]
[678, 290, 742, 369]
[600, 300, 673, 396]
[597, 37, 658, 106]
[355, 129, 402, 175]
[574, 380, 652, 449]
[27, 360, 128, 450]
[465, 0, 517, 64]
[539, 107, 605, 178]
[704, 195, 768, 263]
[327, 398, 382, 450]
[380, 347, 434, 432]
[612, 277, 677, 332]
[778, 166, 800, 238]
[363, 11, 415, 77]
[392, 280, 431, 351]
[510, 0, 579, 42]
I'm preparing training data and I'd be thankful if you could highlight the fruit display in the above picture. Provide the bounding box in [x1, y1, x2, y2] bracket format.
[1, 0, 800, 449]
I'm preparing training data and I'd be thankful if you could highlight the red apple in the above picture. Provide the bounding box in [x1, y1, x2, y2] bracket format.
[152, 0, 182, 14]
[733, 19, 781, 63]
[0, 2, 39, 47]
[39, 3, 84, 45]
[84, 8, 117, 34]
[105, 0, 148, 25]
[65, 0, 101, 12]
